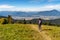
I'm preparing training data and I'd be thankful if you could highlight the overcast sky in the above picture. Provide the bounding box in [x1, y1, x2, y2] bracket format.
[0, 0, 60, 11]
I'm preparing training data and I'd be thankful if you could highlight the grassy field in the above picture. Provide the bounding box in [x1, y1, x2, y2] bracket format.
[42, 25, 60, 40]
[0, 24, 60, 40]
[0, 24, 43, 40]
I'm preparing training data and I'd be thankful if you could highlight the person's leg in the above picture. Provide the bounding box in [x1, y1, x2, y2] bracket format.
[39, 24, 42, 31]
[40, 25, 41, 30]
[39, 24, 41, 30]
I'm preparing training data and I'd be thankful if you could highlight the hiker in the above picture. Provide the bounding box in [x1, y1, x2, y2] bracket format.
[38, 18, 42, 30]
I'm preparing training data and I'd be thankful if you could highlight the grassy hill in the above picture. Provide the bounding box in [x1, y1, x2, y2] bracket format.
[0, 24, 60, 40]
[0, 24, 43, 40]
[30, 24, 60, 40]
[42, 25, 60, 40]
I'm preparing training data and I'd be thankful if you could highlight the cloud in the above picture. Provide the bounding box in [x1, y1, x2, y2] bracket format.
[36, 4, 60, 11]
[0, 4, 60, 11]
[0, 5, 15, 9]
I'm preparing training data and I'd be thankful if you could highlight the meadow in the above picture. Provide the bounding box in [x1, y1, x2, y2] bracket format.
[42, 25, 60, 40]
[0, 24, 60, 40]
[0, 24, 43, 40]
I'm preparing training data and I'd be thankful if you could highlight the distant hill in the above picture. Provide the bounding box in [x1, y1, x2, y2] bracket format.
[0, 10, 60, 20]
[0, 16, 7, 18]
[50, 19, 60, 25]
[36, 10, 60, 16]
[31, 18, 60, 25]
[0, 10, 60, 17]
[13, 18, 60, 25]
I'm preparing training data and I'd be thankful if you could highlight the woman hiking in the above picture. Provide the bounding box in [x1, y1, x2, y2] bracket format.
[38, 18, 42, 31]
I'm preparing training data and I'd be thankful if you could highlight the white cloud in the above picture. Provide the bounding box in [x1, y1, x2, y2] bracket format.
[0, 4, 60, 11]
[0, 5, 15, 8]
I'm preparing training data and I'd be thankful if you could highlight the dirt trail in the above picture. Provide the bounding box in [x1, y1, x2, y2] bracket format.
[31, 25, 52, 40]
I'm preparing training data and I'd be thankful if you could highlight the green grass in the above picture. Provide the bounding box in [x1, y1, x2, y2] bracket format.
[42, 25, 60, 40]
[0, 24, 59, 40]
[0, 24, 43, 40]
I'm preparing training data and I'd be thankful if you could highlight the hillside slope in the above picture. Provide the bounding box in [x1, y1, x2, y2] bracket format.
[42, 25, 60, 40]
[31, 24, 60, 40]
[31, 25, 52, 40]
[0, 24, 43, 40]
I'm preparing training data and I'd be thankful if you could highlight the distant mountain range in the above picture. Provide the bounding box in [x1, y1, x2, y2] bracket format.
[0, 10, 60, 16]
[0, 10, 60, 20]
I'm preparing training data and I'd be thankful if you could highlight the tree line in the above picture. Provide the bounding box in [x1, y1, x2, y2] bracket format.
[0, 15, 30, 24]
[0, 15, 60, 27]
[0, 15, 12, 24]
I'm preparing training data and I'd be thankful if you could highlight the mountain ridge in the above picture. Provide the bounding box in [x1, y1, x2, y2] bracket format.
[0, 9, 60, 17]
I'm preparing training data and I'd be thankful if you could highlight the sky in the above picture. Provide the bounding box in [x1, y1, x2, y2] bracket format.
[0, 0, 60, 11]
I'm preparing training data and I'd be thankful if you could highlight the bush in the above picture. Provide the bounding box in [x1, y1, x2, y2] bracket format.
[24, 19, 26, 24]
[8, 15, 12, 24]
[0, 18, 8, 24]
[2, 19, 8, 24]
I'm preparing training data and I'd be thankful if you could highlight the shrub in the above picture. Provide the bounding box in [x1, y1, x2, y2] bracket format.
[0, 18, 8, 24]
[7, 15, 12, 24]
[24, 19, 26, 24]
[2, 19, 8, 24]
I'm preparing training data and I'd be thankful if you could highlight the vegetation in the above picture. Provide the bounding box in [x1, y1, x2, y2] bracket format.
[0, 15, 60, 40]
[0, 24, 43, 40]
[8, 15, 12, 24]
[0, 18, 8, 24]
[0, 16, 60, 26]
[42, 25, 60, 40]
[23, 19, 26, 24]
[2, 19, 8, 24]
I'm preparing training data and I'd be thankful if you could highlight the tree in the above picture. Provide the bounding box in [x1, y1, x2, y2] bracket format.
[29, 21, 32, 24]
[2, 19, 8, 24]
[24, 19, 26, 24]
[8, 15, 12, 24]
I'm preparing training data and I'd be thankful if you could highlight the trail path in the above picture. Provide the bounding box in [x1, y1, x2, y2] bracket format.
[31, 25, 52, 40]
